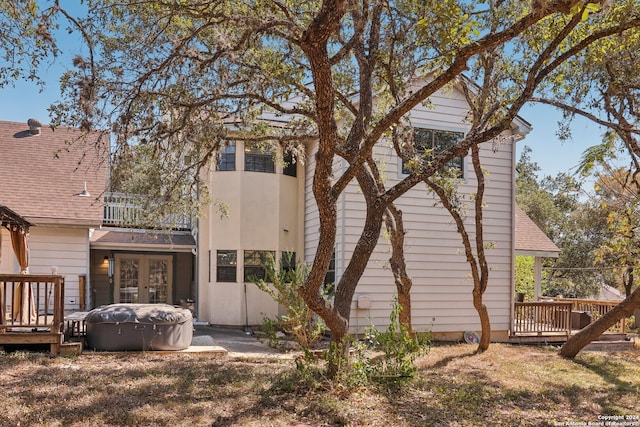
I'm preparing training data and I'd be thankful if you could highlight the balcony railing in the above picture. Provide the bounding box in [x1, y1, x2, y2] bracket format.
[0, 274, 65, 354]
[103, 192, 192, 230]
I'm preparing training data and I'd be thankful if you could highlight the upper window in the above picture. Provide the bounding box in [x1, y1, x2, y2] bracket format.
[244, 250, 275, 282]
[245, 142, 275, 173]
[217, 142, 236, 171]
[283, 151, 297, 177]
[216, 250, 237, 282]
[401, 128, 464, 176]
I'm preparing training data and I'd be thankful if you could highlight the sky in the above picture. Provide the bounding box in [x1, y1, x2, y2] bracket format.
[0, 71, 605, 184]
[0, 4, 607, 183]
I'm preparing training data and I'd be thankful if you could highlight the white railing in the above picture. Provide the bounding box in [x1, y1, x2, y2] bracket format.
[103, 193, 192, 230]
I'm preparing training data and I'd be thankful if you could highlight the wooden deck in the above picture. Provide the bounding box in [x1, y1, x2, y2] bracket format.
[0, 274, 65, 354]
[509, 298, 629, 344]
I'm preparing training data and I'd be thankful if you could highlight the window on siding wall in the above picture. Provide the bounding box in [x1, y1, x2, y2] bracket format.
[401, 128, 464, 176]
[216, 250, 237, 282]
[217, 141, 236, 171]
[283, 151, 297, 177]
[244, 250, 275, 282]
[323, 250, 336, 296]
[245, 142, 275, 173]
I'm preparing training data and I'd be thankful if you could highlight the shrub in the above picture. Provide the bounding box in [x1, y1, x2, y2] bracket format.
[332, 299, 430, 387]
[254, 255, 327, 353]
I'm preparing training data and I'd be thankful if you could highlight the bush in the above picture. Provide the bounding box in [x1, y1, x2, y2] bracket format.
[515, 256, 535, 301]
[254, 255, 327, 353]
[336, 300, 430, 387]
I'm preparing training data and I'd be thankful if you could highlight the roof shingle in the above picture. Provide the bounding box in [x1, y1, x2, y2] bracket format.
[515, 205, 560, 256]
[0, 120, 108, 226]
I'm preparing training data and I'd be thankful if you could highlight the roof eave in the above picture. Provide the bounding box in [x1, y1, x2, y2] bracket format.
[515, 249, 560, 258]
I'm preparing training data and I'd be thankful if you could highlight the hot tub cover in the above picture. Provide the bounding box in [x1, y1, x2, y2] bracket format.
[86, 303, 193, 325]
[86, 304, 193, 351]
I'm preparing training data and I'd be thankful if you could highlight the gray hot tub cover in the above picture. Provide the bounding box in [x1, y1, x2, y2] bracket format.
[86, 303, 193, 325]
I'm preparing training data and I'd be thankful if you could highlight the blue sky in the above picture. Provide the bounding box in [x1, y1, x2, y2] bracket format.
[0, 72, 604, 182]
[0, 3, 605, 183]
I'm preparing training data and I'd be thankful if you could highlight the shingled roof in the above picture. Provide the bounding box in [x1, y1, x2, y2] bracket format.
[515, 205, 560, 257]
[0, 120, 108, 226]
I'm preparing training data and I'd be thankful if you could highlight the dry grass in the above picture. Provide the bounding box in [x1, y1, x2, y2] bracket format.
[0, 344, 638, 426]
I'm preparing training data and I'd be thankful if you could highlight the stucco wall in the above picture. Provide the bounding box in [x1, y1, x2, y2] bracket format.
[199, 142, 305, 326]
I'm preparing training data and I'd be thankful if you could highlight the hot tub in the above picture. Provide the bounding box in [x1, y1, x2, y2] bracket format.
[86, 304, 193, 351]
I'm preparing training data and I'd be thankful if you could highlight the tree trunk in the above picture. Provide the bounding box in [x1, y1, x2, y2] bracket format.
[624, 265, 633, 297]
[473, 290, 491, 353]
[425, 145, 491, 353]
[559, 285, 640, 358]
[384, 205, 413, 331]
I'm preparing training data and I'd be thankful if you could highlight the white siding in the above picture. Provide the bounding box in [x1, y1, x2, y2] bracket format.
[304, 85, 516, 339]
[304, 140, 320, 265]
[0, 228, 15, 273]
[25, 226, 90, 310]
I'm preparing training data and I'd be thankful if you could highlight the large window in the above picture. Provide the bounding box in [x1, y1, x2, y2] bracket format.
[402, 128, 464, 176]
[244, 250, 275, 282]
[245, 142, 275, 173]
[217, 141, 236, 171]
[216, 250, 237, 282]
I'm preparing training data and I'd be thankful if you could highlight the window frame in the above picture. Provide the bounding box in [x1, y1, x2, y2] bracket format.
[400, 127, 465, 177]
[244, 142, 275, 173]
[323, 249, 336, 296]
[283, 151, 297, 177]
[217, 141, 236, 171]
[281, 251, 296, 280]
[244, 250, 275, 282]
[216, 250, 237, 283]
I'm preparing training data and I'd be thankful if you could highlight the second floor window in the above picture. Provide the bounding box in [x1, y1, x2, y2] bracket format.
[217, 142, 236, 171]
[245, 142, 275, 173]
[402, 128, 465, 176]
[283, 151, 297, 177]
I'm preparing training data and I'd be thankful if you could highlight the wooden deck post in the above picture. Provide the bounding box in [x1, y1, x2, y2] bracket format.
[79, 275, 86, 311]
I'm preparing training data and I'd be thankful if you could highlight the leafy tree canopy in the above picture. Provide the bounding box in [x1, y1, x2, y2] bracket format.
[6, 0, 640, 370]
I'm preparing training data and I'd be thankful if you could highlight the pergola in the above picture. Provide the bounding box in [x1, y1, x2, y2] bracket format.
[0, 204, 33, 234]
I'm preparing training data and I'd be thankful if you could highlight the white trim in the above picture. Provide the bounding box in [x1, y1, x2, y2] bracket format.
[396, 125, 468, 181]
[515, 250, 560, 258]
[91, 242, 195, 252]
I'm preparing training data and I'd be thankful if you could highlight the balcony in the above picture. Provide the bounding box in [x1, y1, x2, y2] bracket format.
[103, 192, 192, 231]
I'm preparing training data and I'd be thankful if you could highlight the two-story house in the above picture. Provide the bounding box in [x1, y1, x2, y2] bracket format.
[1, 80, 559, 343]
[196, 83, 557, 341]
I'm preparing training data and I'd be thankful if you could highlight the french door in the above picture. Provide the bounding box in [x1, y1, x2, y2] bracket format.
[114, 254, 173, 304]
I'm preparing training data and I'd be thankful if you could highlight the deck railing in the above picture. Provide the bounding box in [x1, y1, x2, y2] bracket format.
[103, 192, 192, 230]
[0, 274, 65, 353]
[541, 297, 626, 334]
[513, 301, 573, 337]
